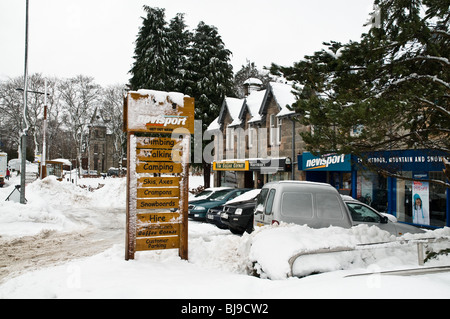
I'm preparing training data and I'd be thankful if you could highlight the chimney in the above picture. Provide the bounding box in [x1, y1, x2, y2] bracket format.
[243, 78, 263, 96]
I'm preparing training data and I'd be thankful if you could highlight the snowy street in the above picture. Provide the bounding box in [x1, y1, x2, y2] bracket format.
[0, 173, 450, 299]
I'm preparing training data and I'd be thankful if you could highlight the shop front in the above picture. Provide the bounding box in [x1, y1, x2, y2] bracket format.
[298, 150, 449, 229]
[298, 152, 353, 195]
[213, 157, 291, 188]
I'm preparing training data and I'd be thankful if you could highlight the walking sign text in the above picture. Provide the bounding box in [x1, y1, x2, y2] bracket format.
[124, 89, 194, 260]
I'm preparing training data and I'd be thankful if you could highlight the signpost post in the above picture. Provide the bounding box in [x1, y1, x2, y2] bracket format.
[124, 90, 194, 261]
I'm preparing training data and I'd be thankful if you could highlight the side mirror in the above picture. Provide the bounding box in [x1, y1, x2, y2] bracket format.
[380, 215, 388, 224]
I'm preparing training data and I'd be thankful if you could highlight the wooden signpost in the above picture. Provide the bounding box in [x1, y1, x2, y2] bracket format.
[124, 89, 194, 261]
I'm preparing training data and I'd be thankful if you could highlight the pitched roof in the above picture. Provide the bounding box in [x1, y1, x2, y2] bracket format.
[218, 97, 245, 127]
[242, 89, 266, 124]
[260, 82, 297, 117]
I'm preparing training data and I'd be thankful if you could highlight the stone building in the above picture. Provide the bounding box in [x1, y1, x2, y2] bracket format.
[209, 80, 307, 188]
[82, 115, 118, 174]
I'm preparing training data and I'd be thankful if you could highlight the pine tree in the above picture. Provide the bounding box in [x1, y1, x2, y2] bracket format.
[272, 0, 449, 187]
[167, 13, 192, 93]
[129, 6, 172, 91]
[186, 21, 234, 187]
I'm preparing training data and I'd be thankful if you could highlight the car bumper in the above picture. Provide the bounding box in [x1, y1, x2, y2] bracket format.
[188, 211, 207, 220]
[206, 213, 228, 228]
[221, 213, 252, 231]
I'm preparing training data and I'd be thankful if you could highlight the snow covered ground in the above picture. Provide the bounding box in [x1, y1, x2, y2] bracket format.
[0, 171, 450, 299]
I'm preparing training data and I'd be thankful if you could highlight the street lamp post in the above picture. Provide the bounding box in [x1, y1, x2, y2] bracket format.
[20, 0, 29, 204]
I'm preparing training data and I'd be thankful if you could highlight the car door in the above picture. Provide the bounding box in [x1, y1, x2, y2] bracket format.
[254, 188, 269, 226]
[346, 201, 397, 235]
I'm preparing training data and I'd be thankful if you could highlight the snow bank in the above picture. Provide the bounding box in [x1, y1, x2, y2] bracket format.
[249, 223, 450, 280]
[0, 175, 126, 238]
[1, 174, 449, 298]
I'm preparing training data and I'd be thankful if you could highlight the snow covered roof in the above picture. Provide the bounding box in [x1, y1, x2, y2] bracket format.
[49, 158, 72, 166]
[243, 78, 263, 85]
[260, 82, 297, 117]
[217, 81, 299, 130]
[243, 89, 266, 124]
[218, 97, 245, 127]
[206, 116, 220, 132]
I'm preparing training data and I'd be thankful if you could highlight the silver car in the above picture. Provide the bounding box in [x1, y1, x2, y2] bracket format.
[342, 196, 425, 236]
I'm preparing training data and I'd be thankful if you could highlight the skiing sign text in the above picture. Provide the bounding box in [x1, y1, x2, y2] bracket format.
[124, 89, 194, 261]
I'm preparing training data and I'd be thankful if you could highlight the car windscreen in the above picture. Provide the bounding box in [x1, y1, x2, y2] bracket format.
[194, 190, 213, 198]
[209, 189, 234, 200]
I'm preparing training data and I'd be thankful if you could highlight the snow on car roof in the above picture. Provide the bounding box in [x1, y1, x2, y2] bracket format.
[226, 189, 260, 205]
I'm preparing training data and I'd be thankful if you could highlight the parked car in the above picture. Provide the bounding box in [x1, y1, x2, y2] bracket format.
[220, 189, 260, 234]
[342, 196, 425, 236]
[188, 187, 232, 203]
[189, 188, 251, 221]
[253, 181, 425, 237]
[254, 181, 352, 229]
[205, 205, 227, 229]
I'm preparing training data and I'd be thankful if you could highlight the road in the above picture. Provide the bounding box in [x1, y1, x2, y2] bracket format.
[0, 208, 125, 284]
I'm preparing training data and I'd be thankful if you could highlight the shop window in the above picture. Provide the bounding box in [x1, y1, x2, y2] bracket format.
[397, 172, 447, 227]
[356, 171, 388, 212]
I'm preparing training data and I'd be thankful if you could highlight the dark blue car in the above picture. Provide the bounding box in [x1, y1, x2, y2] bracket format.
[189, 188, 251, 221]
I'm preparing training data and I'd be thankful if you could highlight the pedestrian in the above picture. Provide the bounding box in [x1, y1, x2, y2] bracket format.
[257, 178, 263, 189]
[6, 168, 10, 180]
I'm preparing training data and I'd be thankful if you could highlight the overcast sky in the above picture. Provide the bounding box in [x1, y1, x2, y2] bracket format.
[0, 0, 375, 87]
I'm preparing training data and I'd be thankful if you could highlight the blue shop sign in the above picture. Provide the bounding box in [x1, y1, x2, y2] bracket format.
[299, 152, 352, 172]
[358, 149, 449, 172]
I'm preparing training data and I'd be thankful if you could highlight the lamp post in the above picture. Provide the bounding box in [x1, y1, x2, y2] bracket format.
[20, 0, 29, 204]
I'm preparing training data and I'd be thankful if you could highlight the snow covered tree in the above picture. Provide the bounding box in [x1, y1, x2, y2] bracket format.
[167, 13, 192, 93]
[233, 60, 271, 98]
[129, 6, 173, 91]
[186, 21, 234, 187]
[272, 0, 449, 187]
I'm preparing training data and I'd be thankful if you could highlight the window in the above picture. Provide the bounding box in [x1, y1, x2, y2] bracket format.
[248, 125, 254, 148]
[277, 118, 282, 144]
[269, 114, 275, 145]
[226, 126, 234, 150]
[256, 188, 269, 210]
[396, 171, 447, 227]
[281, 192, 313, 219]
[346, 202, 381, 223]
[316, 193, 344, 220]
[264, 189, 276, 214]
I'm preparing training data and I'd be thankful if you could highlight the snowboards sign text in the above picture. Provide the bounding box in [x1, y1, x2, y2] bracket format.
[124, 90, 193, 261]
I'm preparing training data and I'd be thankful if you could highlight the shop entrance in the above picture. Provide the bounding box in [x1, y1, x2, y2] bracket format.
[244, 171, 254, 188]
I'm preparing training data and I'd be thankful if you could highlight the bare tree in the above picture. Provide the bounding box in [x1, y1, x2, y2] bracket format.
[0, 76, 27, 159]
[59, 75, 101, 176]
[100, 84, 127, 174]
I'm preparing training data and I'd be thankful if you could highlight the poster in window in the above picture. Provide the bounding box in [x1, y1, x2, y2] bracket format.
[412, 180, 430, 225]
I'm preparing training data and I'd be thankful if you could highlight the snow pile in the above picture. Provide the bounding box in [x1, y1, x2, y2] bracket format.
[0, 174, 449, 298]
[0, 175, 126, 238]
